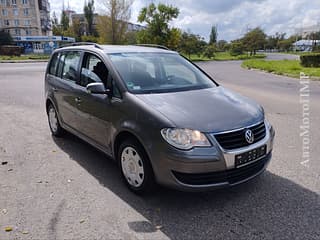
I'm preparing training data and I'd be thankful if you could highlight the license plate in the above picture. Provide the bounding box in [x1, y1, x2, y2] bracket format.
[235, 145, 267, 167]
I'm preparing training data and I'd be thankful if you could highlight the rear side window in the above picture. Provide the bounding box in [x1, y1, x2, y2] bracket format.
[48, 53, 59, 75]
[56, 53, 66, 78]
[62, 51, 81, 81]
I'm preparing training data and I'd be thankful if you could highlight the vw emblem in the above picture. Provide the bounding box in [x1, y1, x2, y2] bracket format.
[245, 129, 254, 144]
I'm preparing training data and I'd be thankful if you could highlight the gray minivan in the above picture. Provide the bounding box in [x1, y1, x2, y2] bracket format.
[45, 43, 275, 193]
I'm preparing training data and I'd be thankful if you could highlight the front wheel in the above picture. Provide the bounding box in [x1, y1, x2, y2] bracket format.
[118, 138, 156, 194]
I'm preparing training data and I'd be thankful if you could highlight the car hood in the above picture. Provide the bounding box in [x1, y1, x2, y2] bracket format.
[135, 86, 264, 133]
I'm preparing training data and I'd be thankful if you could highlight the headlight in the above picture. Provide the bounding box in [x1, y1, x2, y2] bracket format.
[161, 128, 211, 150]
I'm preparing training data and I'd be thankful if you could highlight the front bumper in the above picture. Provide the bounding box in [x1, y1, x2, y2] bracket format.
[150, 121, 275, 191]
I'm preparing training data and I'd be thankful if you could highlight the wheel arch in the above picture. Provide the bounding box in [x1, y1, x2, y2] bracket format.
[113, 130, 150, 163]
[45, 98, 54, 114]
[45, 97, 63, 126]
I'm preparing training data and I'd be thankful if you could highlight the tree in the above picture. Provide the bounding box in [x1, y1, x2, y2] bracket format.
[51, 11, 63, 35]
[277, 39, 292, 52]
[209, 25, 217, 44]
[52, 11, 59, 26]
[278, 34, 301, 52]
[0, 30, 13, 46]
[98, 0, 133, 44]
[265, 32, 285, 51]
[307, 31, 320, 50]
[230, 40, 244, 56]
[241, 27, 267, 55]
[166, 27, 181, 50]
[124, 31, 138, 44]
[203, 45, 216, 59]
[179, 31, 205, 58]
[84, 0, 95, 35]
[216, 40, 229, 51]
[60, 10, 70, 31]
[137, 3, 179, 47]
[71, 18, 82, 41]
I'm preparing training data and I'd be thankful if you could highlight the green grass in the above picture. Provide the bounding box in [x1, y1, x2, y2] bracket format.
[214, 52, 266, 61]
[0, 54, 50, 61]
[242, 59, 320, 79]
[185, 52, 266, 61]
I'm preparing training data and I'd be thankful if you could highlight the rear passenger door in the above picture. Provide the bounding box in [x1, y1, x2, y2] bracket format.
[54, 51, 82, 130]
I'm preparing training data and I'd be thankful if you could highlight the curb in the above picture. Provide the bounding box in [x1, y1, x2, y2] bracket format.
[0, 60, 48, 63]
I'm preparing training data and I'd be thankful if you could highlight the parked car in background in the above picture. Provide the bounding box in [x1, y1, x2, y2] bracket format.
[45, 43, 275, 194]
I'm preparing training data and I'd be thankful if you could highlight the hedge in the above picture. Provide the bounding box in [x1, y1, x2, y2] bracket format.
[0, 45, 23, 56]
[300, 53, 320, 67]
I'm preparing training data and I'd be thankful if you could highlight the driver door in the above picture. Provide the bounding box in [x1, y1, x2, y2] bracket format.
[74, 53, 113, 150]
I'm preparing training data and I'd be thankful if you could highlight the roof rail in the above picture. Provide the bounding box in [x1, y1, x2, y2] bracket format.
[134, 44, 170, 50]
[58, 42, 103, 50]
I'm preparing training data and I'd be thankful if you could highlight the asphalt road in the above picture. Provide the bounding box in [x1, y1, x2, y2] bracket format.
[0, 60, 319, 240]
[264, 52, 300, 60]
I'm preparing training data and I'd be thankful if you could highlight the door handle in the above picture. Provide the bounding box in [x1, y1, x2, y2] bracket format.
[75, 97, 82, 103]
[52, 87, 58, 92]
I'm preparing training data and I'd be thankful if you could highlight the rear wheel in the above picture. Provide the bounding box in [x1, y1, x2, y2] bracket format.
[118, 138, 156, 194]
[47, 103, 65, 137]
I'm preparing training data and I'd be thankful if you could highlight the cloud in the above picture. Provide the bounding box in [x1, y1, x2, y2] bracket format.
[50, 0, 320, 41]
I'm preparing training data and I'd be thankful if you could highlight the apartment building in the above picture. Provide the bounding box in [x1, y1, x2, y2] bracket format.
[0, 0, 51, 37]
[70, 12, 146, 37]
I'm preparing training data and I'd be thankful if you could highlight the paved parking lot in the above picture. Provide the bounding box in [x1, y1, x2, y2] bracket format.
[0, 61, 319, 239]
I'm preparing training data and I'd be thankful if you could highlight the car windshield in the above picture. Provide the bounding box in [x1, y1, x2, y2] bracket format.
[108, 52, 217, 94]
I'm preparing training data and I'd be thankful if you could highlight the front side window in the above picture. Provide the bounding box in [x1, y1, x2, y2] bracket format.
[79, 53, 108, 87]
[112, 78, 121, 98]
[109, 52, 216, 94]
[62, 52, 81, 81]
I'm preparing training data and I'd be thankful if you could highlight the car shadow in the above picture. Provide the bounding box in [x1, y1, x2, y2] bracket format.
[53, 133, 319, 240]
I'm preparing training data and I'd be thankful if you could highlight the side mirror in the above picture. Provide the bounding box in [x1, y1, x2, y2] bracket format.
[86, 82, 110, 95]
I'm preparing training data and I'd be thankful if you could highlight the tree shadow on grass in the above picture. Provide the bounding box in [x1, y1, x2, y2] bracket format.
[53, 133, 320, 240]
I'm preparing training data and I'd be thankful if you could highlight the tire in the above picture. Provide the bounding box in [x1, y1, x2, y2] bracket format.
[118, 138, 156, 194]
[47, 103, 65, 137]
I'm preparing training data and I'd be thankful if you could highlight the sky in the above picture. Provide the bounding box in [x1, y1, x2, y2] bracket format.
[50, 0, 320, 41]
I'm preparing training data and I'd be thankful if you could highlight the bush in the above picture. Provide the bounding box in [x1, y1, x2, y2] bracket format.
[203, 45, 216, 59]
[0, 30, 13, 46]
[300, 53, 320, 67]
[230, 42, 244, 56]
[81, 35, 99, 43]
[312, 45, 320, 53]
[0, 45, 23, 56]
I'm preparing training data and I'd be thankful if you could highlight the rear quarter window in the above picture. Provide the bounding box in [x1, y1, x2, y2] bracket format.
[48, 53, 59, 75]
